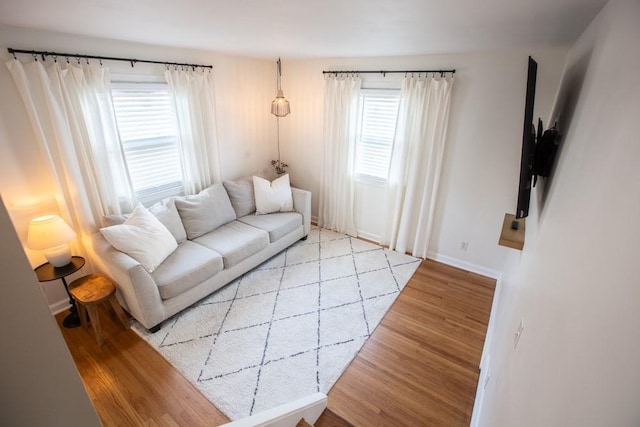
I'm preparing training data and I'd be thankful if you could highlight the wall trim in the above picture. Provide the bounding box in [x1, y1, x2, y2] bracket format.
[426, 251, 502, 279]
[50, 299, 70, 315]
[469, 274, 503, 427]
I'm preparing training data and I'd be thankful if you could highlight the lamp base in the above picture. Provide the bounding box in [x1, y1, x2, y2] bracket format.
[62, 311, 81, 328]
[44, 244, 72, 267]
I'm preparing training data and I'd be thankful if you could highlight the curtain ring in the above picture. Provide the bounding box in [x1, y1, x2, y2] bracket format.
[76, 56, 81, 65]
[33, 53, 38, 62]
[65, 56, 70, 64]
[99, 59, 103, 66]
[52, 55, 57, 63]
[12, 51, 16, 60]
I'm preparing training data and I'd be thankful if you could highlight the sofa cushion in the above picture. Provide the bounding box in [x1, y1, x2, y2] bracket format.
[238, 212, 302, 243]
[148, 198, 187, 243]
[100, 204, 177, 273]
[101, 214, 127, 227]
[193, 221, 269, 268]
[152, 240, 224, 300]
[253, 175, 294, 214]
[175, 183, 237, 240]
[223, 177, 256, 217]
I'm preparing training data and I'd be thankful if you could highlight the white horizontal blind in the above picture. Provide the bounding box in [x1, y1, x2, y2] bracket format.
[111, 82, 184, 205]
[355, 90, 400, 183]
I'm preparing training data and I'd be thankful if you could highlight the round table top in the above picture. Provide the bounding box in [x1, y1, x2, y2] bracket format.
[68, 273, 116, 303]
[34, 256, 85, 282]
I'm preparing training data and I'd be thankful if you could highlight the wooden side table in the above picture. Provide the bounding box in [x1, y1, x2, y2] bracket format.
[68, 273, 130, 346]
[34, 256, 85, 328]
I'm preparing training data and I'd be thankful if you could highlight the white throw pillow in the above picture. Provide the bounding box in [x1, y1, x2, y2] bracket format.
[253, 174, 294, 215]
[100, 204, 178, 272]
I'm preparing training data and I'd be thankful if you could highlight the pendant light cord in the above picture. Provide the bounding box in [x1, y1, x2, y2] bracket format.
[277, 116, 281, 163]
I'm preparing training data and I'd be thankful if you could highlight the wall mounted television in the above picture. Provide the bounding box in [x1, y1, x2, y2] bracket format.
[514, 56, 561, 225]
[515, 56, 538, 220]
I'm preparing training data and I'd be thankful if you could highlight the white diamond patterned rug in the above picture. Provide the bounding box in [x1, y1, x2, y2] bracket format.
[133, 226, 421, 420]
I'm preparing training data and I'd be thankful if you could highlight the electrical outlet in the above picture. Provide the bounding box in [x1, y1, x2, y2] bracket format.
[460, 241, 469, 251]
[513, 318, 525, 349]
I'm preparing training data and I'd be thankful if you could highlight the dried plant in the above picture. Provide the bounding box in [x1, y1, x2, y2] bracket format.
[271, 159, 288, 175]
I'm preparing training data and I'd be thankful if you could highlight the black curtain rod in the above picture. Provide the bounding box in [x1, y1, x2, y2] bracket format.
[8, 48, 213, 70]
[322, 69, 455, 77]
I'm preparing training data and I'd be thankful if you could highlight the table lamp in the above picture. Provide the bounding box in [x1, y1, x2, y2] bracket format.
[27, 215, 77, 267]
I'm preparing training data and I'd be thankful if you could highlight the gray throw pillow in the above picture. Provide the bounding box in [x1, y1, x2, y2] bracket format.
[223, 177, 256, 217]
[175, 183, 237, 240]
[148, 198, 188, 243]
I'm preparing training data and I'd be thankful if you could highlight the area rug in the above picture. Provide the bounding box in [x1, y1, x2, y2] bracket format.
[133, 226, 420, 420]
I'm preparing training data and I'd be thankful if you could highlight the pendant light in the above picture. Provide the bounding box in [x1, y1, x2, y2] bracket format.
[271, 58, 290, 117]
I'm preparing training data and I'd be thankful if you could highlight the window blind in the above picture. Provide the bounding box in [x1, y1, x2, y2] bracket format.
[111, 83, 184, 205]
[355, 91, 400, 182]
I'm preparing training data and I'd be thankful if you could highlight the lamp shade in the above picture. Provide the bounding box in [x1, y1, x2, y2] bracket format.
[271, 89, 291, 117]
[27, 215, 77, 250]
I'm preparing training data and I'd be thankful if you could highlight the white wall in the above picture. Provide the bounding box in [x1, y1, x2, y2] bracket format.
[477, 0, 640, 425]
[0, 195, 101, 426]
[0, 25, 278, 307]
[281, 48, 567, 276]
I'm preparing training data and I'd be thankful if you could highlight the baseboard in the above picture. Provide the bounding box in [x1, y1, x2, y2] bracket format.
[50, 298, 70, 315]
[469, 273, 503, 427]
[356, 230, 380, 243]
[426, 252, 502, 279]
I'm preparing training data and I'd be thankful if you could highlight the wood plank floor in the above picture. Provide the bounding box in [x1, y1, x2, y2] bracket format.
[317, 259, 495, 427]
[57, 258, 494, 427]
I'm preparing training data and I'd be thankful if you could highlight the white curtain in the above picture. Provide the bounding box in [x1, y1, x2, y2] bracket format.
[382, 75, 454, 258]
[165, 68, 221, 194]
[318, 75, 361, 236]
[6, 59, 135, 237]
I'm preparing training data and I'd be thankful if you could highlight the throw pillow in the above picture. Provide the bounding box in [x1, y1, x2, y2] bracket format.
[223, 177, 256, 217]
[253, 174, 294, 215]
[100, 204, 178, 272]
[175, 183, 237, 240]
[148, 198, 187, 243]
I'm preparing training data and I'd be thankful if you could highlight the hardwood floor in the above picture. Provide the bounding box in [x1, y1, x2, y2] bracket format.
[57, 258, 495, 426]
[56, 307, 229, 426]
[318, 260, 495, 427]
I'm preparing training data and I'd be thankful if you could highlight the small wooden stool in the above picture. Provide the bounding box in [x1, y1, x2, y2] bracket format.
[68, 273, 129, 346]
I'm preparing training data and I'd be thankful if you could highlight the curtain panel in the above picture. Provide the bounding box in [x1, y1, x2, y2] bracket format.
[6, 59, 136, 239]
[382, 76, 454, 258]
[318, 75, 362, 236]
[165, 69, 221, 194]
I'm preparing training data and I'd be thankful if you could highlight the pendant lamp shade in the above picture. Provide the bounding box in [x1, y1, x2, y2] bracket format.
[271, 58, 290, 117]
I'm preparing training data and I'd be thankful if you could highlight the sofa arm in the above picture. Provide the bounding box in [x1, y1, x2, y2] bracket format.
[291, 187, 311, 237]
[82, 232, 165, 329]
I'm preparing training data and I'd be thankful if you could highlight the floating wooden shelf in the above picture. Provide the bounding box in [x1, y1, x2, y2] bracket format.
[499, 213, 525, 250]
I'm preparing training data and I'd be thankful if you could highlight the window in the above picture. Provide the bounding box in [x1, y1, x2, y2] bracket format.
[111, 82, 184, 205]
[354, 89, 400, 183]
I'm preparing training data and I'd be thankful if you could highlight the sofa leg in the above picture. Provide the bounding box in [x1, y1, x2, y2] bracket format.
[300, 235, 308, 241]
[148, 324, 162, 333]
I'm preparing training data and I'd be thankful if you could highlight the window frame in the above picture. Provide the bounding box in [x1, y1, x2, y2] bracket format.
[110, 80, 184, 206]
[353, 88, 401, 186]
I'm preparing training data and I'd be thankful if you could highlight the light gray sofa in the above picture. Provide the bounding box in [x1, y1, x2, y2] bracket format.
[85, 178, 311, 332]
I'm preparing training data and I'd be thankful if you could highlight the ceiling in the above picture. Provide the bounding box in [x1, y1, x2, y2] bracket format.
[0, 0, 608, 58]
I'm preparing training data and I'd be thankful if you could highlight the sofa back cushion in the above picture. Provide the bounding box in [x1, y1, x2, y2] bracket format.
[223, 177, 256, 217]
[175, 183, 237, 239]
[148, 198, 188, 243]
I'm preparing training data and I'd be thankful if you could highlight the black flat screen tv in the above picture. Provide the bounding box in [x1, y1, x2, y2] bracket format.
[516, 57, 538, 219]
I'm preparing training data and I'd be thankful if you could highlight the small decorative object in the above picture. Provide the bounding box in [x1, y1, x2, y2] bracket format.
[27, 214, 77, 267]
[271, 159, 288, 175]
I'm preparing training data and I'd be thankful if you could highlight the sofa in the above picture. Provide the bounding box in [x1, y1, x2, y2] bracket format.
[85, 175, 311, 332]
